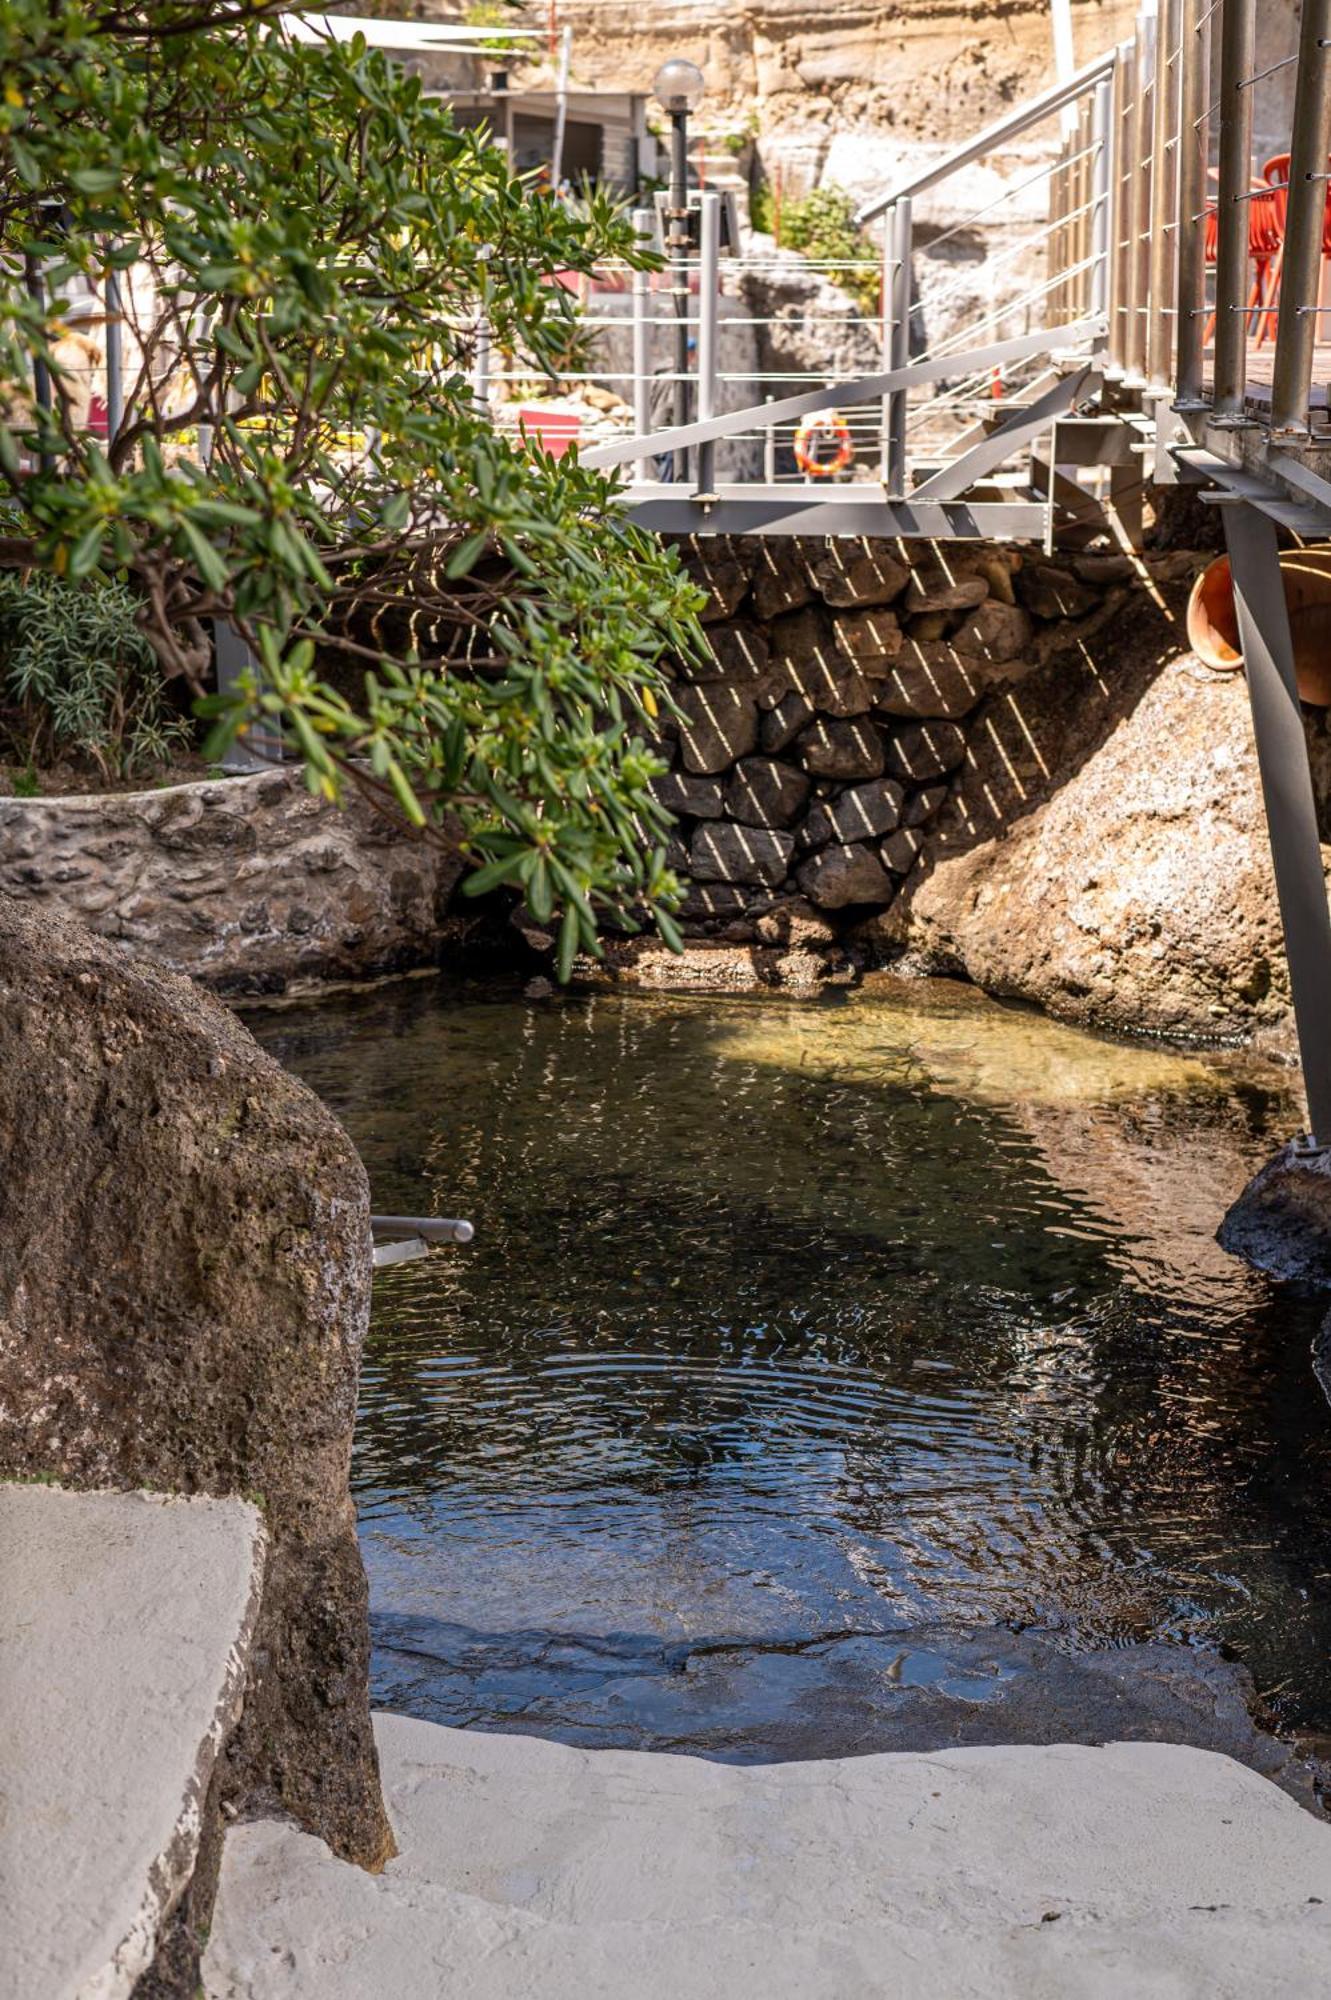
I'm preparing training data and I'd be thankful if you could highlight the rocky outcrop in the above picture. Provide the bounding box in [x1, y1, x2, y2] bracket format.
[867, 562, 1313, 1046]
[0, 767, 461, 996]
[0, 900, 392, 1916]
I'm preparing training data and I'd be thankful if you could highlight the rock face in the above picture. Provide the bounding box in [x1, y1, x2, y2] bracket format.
[0, 768, 459, 996]
[0, 899, 392, 1886]
[870, 600, 1308, 1044]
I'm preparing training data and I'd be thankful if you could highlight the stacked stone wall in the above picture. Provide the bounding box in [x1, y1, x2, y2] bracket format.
[656, 534, 1135, 940]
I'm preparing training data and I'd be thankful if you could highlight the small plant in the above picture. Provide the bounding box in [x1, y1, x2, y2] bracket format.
[10, 764, 38, 796]
[0, 572, 190, 782]
[463, 0, 527, 63]
[774, 184, 880, 314]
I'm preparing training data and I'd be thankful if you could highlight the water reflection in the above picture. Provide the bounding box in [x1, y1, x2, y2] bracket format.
[249, 976, 1331, 1754]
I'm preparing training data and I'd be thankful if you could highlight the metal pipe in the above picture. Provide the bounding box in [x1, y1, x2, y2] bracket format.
[631, 205, 652, 484]
[887, 195, 912, 495]
[879, 213, 894, 478]
[1147, 0, 1180, 389]
[104, 258, 123, 443]
[1127, 4, 1157, 380]
[856, 49, 1117, 221]
[1090, 75, 1114, 325]
[550, 22, 572, 188]
[371, 1214, 476, 1245]
[696, 190, 719, 496]
[669, 106, 692, 481]
[1212, 0, 1256, 416]
[1270, 0, 1331, 434]
[1174, 0, 1210, 403]
[1223, 501, 1331, 1145]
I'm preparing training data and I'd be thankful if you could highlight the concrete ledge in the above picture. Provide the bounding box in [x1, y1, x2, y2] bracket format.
[204, 1712, 1331, 1998]
[0, 1483, 266, 2000]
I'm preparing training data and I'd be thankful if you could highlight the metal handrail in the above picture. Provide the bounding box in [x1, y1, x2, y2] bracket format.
[856, 49, 1117, 222]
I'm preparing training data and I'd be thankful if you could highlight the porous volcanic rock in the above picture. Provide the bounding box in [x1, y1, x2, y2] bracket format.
[798, 841, 895, 908]
[873, 645, 987, 719]
[695, 619, 772, 685]
[724, 757, 812, 829]
[0, 898, 391, 1873]
[677, 682, 761, 773]
[871, 622, 1310, 1042]
[652, 772, 726, 819]
[806, 539, 910, 608]
[803, 777, 906, 848]
[1218, 1140, 1331, 1283]
[884, 721, 970, 783]
[690, 821, 795, 886]
[750, 539, 816, 620]
[796, 717, 886, 781]
[903, 563, 990, 616]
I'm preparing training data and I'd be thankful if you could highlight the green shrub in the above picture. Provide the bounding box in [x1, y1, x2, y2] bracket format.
[0, 572, 190, 781]
[753, 182, 880, 315]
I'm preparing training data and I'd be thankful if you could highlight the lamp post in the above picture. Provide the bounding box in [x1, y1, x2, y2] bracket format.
[652, 57, 704, 480]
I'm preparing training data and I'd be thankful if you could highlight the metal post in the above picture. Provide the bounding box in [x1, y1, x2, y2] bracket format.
[550, 23, 572, 189]
[668, 105, 691, 481]
[1224, 502, 1331, 1144]
[213, 621, 282, 773]
[880, 212, 894, 478]
[1127, 3, 1157, 380]
[631, 205, 652, 484]
[1091, 76, 1114, 325]
[886, 195, 911, 496]
[1112, 40, 1136, 370]
[1270, 0, 1331, 436]
[104, 260, 123, 444]
[1213, 0, 1256, 418]
[696, 190, 719, 497]
[1147, 0, 1180, 390]
[763, 395, 776, 481]
[1174, 0, 1210, 404]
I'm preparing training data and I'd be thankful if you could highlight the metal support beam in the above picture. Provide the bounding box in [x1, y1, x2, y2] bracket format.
[1090, 77, 1114, 324]
[886, 197, 912, 496]
[909, 366, 1098, 500]
[618, 494, 1058, 538]
[1213, 0, 1256, 417]
[696, 191, 719, 497]
[1174, 0, 1210, 404]
[1223, 502, 1331, 1144]
[630, 207, 653, 485]
[1146, 0, 1180, 390]
[1126, 4, 1156, 381]
[1270, 0, 1331, 436]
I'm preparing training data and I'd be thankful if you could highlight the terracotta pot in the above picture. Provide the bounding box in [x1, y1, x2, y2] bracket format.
[1186, 546, 1331, 706]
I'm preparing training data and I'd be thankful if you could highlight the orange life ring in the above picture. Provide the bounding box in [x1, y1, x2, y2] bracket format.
[794, 411, 853, 478]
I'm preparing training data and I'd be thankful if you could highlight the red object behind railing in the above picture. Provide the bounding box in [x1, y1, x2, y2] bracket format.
[517, 408, 582, 459]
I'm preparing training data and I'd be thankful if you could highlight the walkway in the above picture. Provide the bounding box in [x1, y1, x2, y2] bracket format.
[203, 1711, 1331, 1998]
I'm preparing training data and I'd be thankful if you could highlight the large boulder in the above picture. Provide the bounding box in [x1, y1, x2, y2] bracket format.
[0, 899, 391, 1874]
[870, 596, 1308, 1043]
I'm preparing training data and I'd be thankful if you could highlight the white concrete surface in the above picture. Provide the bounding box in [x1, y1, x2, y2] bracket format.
[0, 1482, 265, 2000]
[206, 1711, 1331, 1999]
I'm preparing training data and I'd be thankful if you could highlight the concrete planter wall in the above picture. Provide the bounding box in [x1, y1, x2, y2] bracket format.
[0, 767, 461, 995]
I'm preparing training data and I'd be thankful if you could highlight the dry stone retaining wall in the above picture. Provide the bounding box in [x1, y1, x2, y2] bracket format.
[657, 533, 1131, 939]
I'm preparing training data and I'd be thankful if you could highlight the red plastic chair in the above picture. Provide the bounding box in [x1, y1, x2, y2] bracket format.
[1251, 151, 1331, 346]
[1202, 174, 1283, 347]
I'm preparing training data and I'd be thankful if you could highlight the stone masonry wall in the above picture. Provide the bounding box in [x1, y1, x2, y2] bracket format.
[656, 534, 1134, 941]
[0, 767, 462, 995]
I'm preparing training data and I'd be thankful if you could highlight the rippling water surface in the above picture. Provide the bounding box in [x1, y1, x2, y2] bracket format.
[250, 974, 1331, 1757]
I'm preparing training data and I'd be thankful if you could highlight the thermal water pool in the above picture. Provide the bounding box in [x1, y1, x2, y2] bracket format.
[250, 973, 1331, 1772]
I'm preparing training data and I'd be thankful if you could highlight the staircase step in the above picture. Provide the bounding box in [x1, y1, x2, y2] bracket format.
[204, 1712, 1331, 1998]
[1, 1482, 265, 2000]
